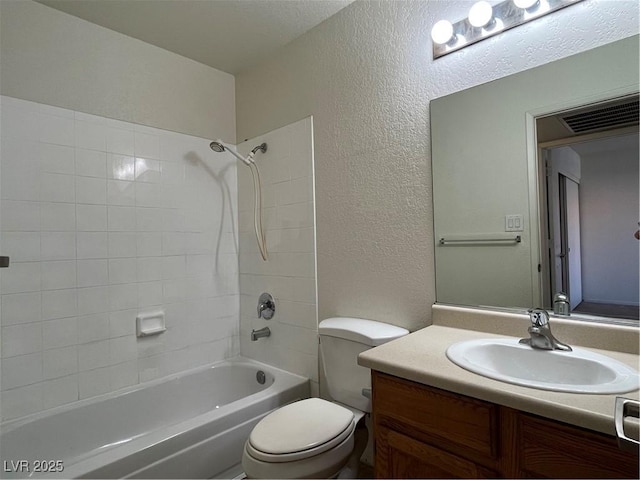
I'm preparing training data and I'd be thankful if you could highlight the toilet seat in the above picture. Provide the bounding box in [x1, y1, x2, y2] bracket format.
[247, 398, 355, 462]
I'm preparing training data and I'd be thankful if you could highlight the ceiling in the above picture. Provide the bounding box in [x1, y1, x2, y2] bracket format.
[37, 0, 354, 74]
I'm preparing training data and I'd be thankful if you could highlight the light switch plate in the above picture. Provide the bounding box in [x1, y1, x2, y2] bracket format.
[505, 214, 524, 232]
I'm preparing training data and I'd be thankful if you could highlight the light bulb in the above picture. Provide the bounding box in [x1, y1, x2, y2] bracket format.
[514, 0, 539, 9]
[468, 1, 494, 28]
[431, 19, 454, 45]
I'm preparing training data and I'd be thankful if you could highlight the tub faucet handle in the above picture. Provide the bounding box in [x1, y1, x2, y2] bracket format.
[257, 293, 275, 319]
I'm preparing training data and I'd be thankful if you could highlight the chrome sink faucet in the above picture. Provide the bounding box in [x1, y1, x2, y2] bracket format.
[519, 308, 572, 351]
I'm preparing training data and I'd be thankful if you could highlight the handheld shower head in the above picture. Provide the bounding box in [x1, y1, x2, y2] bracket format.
[209, 140, 251, 166]
[209, 141, 225, 153]
[209, 140, 268, 167]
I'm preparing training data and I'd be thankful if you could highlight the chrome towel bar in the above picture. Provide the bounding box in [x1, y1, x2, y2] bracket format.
[439, 235, 521, 245]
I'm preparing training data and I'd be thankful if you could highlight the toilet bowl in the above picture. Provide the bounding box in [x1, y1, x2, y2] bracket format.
[242, 318, 409, 479]
[242, 398, 362, 478]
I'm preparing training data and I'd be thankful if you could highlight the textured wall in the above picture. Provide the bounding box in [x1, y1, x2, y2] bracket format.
[236, 0, 639, 331]
[0, 0, 235, 142]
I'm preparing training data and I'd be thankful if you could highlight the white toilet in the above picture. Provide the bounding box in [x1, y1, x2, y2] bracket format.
[241, 317, 409, 479]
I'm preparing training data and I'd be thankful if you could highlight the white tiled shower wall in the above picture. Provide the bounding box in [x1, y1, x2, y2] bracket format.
[237, 117, 318, 395]
[0, 95, 240, 420]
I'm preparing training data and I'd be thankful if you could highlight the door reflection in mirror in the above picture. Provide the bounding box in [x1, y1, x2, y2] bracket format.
[538, 123, 639, 320]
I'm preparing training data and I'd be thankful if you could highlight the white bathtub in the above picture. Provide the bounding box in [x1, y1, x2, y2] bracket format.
[0, 357, 309, 479]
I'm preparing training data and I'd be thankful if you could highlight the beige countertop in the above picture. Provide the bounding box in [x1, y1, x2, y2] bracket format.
[358, 319, 640, 437]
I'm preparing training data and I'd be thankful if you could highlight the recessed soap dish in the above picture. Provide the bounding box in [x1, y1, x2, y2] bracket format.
[136, 311, 166, 337]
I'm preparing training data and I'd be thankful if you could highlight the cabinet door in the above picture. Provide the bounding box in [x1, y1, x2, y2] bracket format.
[375, 425, 498, 479]
[518, 413, 639, 479]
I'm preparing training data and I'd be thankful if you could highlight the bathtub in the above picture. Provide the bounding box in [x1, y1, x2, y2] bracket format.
[0, 357, 309, 479]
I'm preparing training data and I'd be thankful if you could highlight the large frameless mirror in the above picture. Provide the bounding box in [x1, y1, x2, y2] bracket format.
[431, 35, 639, 325]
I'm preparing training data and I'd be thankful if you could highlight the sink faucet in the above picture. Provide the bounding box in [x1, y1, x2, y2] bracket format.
[519, 308, 572, 351]
[251, 327, 271, 341]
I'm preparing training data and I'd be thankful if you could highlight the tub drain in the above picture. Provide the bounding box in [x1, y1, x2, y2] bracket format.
[256, 370, 266, 385]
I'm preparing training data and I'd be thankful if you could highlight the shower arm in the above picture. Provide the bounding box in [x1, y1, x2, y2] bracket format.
[225, 145, 253, 166]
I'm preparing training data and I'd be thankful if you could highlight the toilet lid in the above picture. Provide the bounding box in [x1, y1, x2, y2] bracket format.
[248, 398, 355, 457]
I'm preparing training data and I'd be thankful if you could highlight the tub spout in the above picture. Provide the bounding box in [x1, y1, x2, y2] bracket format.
[251, 327, 271, 341]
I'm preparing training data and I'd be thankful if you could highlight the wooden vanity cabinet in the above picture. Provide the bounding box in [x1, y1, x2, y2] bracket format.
[372, 371, 639, 479]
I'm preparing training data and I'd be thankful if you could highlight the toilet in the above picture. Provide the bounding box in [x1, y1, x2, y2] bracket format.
[242, 317, 409, 479]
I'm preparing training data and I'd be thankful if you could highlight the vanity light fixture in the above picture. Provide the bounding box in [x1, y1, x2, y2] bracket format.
[514, 0, 540, 9]
[431, 19, 455, 45]
[468, 1, 494, 28]
[431, 0, 584, 59]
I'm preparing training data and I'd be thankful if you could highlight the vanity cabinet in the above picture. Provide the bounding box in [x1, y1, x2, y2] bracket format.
[372, 371, 639, 479]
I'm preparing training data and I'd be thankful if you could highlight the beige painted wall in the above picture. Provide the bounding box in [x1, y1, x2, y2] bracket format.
[0, 0, 235, 142]
[236, 0, 639, 332]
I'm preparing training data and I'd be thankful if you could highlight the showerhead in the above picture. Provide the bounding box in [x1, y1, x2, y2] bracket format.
[210, 139, 251, 165]
[209, 141, 226, 153]
[209, 139, 268, 167]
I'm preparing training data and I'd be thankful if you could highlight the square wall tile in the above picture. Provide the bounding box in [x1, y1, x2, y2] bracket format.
[107, 128, 134, 156]
[38, 112, 74, 146]
[1, 322, 43, 358]
[77, 286, 109, 315]
[41, 261, 76, 290]
[78, 340, 110, 371]
[109, 283, 138, 310]
[134, 132, 160, 159]
[42, 289, 77, 320]
[1, 232, 40, 262]
[107, 180, 135, 206]
[77, 313, 110, 344]
[40, 173, 75, 203]
[43, 375, 79, 410]
[79, 367, 111, 399]
[77, 259, 109, 287]
[76, 204, 107, 231]
[75, 121, 107, 151]
[41, 202, 76, 231]
[1, 292, 41, 326]
[42, 317, 78, 349]
[1, 384, 43, 421]
[76, 176, 107, 205]
[108, 258, 137, 284]
[41, 232, 76, 260]
[39, 143, 75, 175]
[1, 262, 41, 294]
[108, 206, 136, 231]
[2, 352, 43, 389]
[43, 346, 78, 380]
[108, 154, 135, 181]
[109, 360, 138, 391]
[1, 201, 40, 231]
[77, 232, 108, 259]
[108, 232, 137, 258]
[76, 149, 107, 178]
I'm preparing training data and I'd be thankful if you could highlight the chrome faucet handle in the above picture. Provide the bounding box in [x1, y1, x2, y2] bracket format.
[257, 293, 275, 319]
[527, 308, 549, 327]
[521, 308, 572, 351]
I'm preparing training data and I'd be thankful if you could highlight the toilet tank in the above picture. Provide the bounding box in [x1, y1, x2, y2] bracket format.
[319, 317, 409, 413]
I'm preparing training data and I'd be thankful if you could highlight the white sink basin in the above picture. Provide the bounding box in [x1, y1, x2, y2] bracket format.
[446, 338, 640, 394]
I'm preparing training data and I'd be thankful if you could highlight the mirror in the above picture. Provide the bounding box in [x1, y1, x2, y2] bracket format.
[431, 35, 639, 325]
